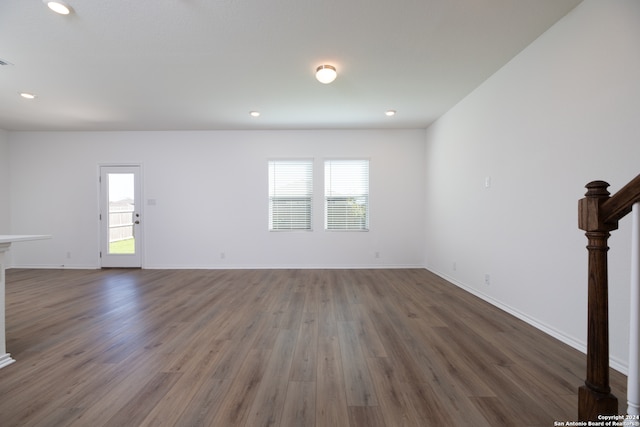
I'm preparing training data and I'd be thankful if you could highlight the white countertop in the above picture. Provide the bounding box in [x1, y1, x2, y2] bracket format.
[0, 235, 52, 244]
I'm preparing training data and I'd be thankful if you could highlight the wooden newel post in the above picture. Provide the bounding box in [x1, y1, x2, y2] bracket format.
[578, 181, 619, 420]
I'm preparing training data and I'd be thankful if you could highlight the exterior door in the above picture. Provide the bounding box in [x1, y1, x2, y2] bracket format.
[100, 165, 142, 268]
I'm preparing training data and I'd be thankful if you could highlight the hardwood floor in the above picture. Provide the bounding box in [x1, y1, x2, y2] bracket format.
[0, 268, 628, 426]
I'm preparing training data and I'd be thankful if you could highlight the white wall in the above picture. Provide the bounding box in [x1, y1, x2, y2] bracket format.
[0, 129, 9, 234]
[8, 129, 425, 269]
[424, 0, 640, 372]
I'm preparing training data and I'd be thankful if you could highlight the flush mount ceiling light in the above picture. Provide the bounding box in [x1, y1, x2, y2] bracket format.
[249, 111, 260, 117]
[315, 65, 337, 84]
[385, 110, 396, 116]
[19, 92, 37, 99]
[43, 0, 72, 15]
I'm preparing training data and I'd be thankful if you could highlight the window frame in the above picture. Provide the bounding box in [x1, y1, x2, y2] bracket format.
[268, 158, 314, 232]
[324, 158, 370, 232]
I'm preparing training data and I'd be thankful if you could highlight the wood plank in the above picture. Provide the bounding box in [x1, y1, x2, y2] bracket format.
[211, 311, 269, 380]
[366, 310, 431, 384]
[280, 381, 316, 427]
[366, 356, 420, 426]
[102, 372, 183, 427]
[336, 320, 378, 406]
[244, 329, 297, 426]
[138, 341, 233, 426]
[331, 276, 354, 322]
[208, 348, 271, 427]
[399, 381, 470, 426]
[289, 311, 318, 382]
[347, 406, 386, 427]
[351, 304, 387, 358]
[316, 336, 350, 427]
[302, 270, 320, 313]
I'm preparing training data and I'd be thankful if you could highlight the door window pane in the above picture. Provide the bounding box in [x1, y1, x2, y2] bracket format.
[108, 173, 136, 254]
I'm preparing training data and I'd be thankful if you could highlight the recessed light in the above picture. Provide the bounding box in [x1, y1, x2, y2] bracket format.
[385, 110, 396, 116]
[19, 92, 37, 100]
[250, 111, 260, 117]
[43, 1, 72, 15]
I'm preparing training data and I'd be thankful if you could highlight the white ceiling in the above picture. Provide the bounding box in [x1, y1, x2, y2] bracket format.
[0, 0, 582, 131]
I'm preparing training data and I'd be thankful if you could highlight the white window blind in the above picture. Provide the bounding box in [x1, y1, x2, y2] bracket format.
[324, 159, 369, 231]
[268, 160, 313, 231]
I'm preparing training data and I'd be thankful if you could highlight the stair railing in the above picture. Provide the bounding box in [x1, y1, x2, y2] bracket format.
[578, 173, 640, 421]
[628, 201, 640, 416]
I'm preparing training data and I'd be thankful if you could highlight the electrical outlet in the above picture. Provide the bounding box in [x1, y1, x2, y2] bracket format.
[375, 252, 380, 259]
[484, 274, 491, 286]
[220, 252, 226, 260]
[452, 261, 457, 271]
[66, 251, 71, 259]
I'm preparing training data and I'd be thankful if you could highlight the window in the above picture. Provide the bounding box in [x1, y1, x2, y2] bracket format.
[324, 159, 369, 231]
[268, 160, 313, 231]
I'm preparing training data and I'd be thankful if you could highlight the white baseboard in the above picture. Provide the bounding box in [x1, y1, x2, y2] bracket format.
[9, 264, 99, 270]
[142, 263, 425, 270]
[0, 353, 15, 369]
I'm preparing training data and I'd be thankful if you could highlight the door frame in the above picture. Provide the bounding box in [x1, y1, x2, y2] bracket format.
[98, 164, 144, 268]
